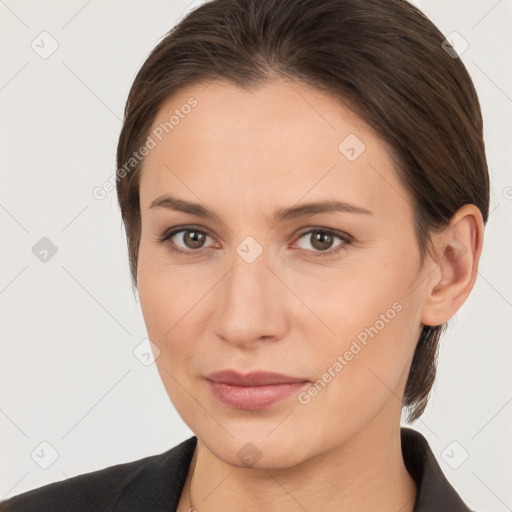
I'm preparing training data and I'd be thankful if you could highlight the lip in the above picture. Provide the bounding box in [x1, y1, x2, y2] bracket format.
[206, 370, 308, 386]
[205, 370, 309, 410]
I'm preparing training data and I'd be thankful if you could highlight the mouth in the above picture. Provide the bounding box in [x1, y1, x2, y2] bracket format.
[204, 369, 309, 410]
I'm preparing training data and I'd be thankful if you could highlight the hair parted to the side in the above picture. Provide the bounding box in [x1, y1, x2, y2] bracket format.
[115, 0, 489, 423]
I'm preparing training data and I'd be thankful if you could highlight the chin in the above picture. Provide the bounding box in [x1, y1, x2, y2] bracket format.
[196, 424, 316, 470]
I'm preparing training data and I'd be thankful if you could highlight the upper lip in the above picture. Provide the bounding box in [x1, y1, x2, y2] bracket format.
[205, 370, 308, 387]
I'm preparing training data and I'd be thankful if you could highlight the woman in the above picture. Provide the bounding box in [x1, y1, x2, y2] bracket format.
[1, 0, 490, 510]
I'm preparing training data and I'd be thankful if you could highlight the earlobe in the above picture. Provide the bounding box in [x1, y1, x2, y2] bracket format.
[421, 204, 484, 327]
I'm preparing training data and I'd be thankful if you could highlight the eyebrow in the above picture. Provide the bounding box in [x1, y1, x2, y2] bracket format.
[149, 195, 373, 222]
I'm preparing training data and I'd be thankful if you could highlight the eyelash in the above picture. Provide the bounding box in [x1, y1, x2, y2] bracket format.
[156, 225, 352, 258]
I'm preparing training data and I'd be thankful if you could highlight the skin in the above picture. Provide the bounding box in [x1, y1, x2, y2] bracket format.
[135, 78, 484, 512]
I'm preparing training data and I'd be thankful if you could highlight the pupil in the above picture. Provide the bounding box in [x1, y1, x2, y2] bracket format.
[185, 231, 204, 248]
[313, 232, 332, 250]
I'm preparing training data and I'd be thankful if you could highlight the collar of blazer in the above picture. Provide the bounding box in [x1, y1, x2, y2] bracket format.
[0, 427, 475, 512]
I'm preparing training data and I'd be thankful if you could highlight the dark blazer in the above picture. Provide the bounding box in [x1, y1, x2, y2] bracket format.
[0, 427, 475, 511]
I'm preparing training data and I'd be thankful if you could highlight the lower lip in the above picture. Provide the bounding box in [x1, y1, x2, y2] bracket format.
[206, 380, 308, 410]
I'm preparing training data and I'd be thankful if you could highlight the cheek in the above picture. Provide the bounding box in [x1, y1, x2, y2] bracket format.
[136, 246, 193, 362]
[294, 300, 418, 447]
[296, 245, 422, 388]
[300, 245, 420, 343]
[305, 284, 416, 392]
[137, 236, 198, 333]
[137, 247, 217, 431]
[137, 262, 201, 420]
[136, 240, 223, 388]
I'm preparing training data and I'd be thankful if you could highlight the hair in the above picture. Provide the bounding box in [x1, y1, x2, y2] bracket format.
[116, 0, 489, 422]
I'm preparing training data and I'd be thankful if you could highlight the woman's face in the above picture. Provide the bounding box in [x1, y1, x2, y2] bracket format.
[136, 78, 430, 468]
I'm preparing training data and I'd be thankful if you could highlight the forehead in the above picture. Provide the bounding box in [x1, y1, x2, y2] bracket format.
[144, 77, 375, 161]
[139, 78, 410, 218]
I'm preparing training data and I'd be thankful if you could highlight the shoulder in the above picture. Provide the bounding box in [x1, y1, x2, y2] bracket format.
[400, 428, 478, 512]
[0, 436, 197, 512]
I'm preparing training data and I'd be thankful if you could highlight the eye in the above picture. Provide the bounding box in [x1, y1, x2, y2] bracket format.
[156, 226, 216, 255]
[293, 228, 350, 257]
[156, 226, 351, 258]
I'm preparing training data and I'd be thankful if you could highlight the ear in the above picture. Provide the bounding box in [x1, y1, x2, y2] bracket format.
[421, 204, 485, 327]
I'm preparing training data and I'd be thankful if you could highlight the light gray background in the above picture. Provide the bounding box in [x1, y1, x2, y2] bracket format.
[1, 0, 511, 510]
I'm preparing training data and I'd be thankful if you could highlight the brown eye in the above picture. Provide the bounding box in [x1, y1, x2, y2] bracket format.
[158, 227, 215, 254]
[180, 230, 208, 249]
[310, 231, 335, 251]
[295, 229, 350, 257]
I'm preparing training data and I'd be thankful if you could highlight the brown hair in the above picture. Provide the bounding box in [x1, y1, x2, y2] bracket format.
[116, 0, 489, 422]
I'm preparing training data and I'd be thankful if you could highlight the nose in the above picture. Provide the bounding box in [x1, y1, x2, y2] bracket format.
[213, 244, 289, 349]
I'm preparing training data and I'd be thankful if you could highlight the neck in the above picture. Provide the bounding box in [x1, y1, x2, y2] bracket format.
[178, 413, 417, 512]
